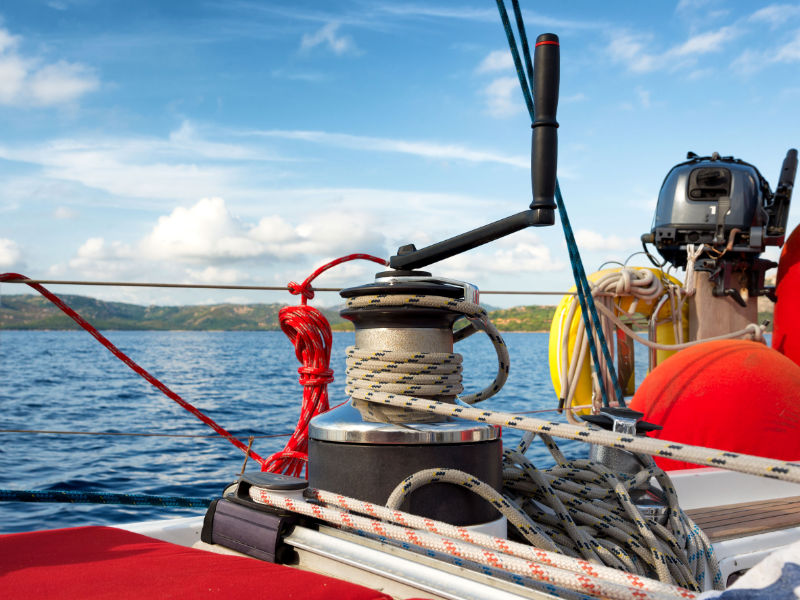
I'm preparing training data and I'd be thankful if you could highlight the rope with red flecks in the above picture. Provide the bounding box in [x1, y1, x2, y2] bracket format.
[0, 272, 266, 466]
[261, 254, 388, 477]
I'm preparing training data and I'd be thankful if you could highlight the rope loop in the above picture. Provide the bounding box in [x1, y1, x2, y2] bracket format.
[287, 280, 315, 302]
[298, 366, 334, 386]
[264, 253, 387, 477]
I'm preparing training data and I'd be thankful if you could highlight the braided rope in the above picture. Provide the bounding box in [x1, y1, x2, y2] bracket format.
[344, 294, 509, 422]
[0, 488, 212, 508]
[306, 488, 697, 600]
[262, 254, 387, 476]
[386, 468, 562, 553]
[384, 462, 717, 591]
[349, 391, 800, 484]
[250, 487, 693, 600]
[261, 304, 333, 477]
[507, 438, 719, 590]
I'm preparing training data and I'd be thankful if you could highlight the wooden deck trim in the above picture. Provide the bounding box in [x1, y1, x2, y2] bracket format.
[685, 496, 800, 542]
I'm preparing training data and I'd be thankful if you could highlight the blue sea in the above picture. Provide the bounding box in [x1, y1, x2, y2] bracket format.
[0, 330, 649, 534]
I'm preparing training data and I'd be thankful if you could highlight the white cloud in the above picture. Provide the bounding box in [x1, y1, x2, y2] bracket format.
[608, 26, 739, 73]
[573, 229, 639, 252]
[249, 129, 528, 168]
[670, 26, 737, 57]
[482, 76, 523, 118]
[775, 28, 800, 62]
[63, 237, 136, 279]
[300, 22, 358, 55]
[0, 29, 19, 53]
[0, 27, 98, 107]
[732, 28, 800, 73]
[138, 197, 385, 264]
[676, 0, 712, 11]
[438, 235, 564, 282]
[562, 92, 587, 103]
[0, 50, 28, 104]
[607, 32, 657, 73]
[28, 61, 98, 106]
[374, 5, 496, 21]
[0, 238, 23, 268]
[476, 50, 513, 74]
[185, 266, 248, 284]
[56, 197, 388, 282]
[750, 5, 800, 28]
[141, 198, 261, 261]
[0, 122, 272, 202]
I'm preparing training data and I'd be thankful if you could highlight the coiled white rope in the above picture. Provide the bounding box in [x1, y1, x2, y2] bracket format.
[250, 486, 698, 600]
[334, 290, 798, 593]
[556, 267, 763, 422]
[557, 268, 666, 420]
[384, 444, 720, 591]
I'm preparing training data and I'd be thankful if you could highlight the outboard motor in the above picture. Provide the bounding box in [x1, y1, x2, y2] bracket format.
[643, 150, 797, 304]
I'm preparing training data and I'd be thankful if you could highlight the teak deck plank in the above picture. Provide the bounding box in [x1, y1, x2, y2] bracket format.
[685, 496, 800, 542]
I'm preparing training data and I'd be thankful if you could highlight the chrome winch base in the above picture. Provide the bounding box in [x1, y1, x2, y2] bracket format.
[308, 271, 503, 527]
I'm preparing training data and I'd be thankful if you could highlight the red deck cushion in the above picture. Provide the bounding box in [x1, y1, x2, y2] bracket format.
[0, 525, 394, 599]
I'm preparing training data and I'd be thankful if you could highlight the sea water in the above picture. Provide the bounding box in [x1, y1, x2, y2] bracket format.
[0, 330, 648, 533]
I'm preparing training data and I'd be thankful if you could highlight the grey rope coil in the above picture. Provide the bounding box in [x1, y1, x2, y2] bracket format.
[344, 294, 510, 422]
[387, 436, 721, 591]
[337, 291, 797, 590]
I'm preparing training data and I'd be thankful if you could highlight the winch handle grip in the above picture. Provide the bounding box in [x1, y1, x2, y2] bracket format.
[778, 148, 798, 192]
[769, 148, 797, 237]
[530, 33, 560, 225]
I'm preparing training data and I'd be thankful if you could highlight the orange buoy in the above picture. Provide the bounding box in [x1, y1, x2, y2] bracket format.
[773, 224, 800, 366]
[629, 339, 800, 471]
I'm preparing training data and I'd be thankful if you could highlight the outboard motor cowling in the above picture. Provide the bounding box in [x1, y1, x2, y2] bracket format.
[646, 151, 795, 268]
[643, 150, 796, 304]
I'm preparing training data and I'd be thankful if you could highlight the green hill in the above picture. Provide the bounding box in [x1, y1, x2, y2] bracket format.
[483, 305, 557, 332]
[0, 294, 560, 332]
[0, 294, 349, 331]
[0, 294, 771, 333]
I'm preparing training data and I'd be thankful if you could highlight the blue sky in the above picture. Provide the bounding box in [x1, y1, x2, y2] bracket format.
[1, 1, 799, 307]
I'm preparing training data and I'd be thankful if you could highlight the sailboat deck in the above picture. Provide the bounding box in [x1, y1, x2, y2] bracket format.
[686, 495, 800, 542]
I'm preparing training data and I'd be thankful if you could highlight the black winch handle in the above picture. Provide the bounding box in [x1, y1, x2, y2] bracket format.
[778, 148, 798, 192]
[530, 33, 560, 225]
[387, 33, 562, 271]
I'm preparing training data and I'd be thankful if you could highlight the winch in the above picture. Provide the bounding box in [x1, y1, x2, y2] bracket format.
[308, 271, 504, 526]
[643, 150, 797, 304]
[307, 33, 563, 530]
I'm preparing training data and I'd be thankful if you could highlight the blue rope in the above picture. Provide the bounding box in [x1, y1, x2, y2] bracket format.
[495, 0, 624, 407]
[0, 488, 213, 508]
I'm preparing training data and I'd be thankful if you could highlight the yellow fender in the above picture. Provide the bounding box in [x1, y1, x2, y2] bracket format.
[548, 267, 688, 414]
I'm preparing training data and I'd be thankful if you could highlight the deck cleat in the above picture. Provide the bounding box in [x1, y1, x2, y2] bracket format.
[583, 407, 669, 523]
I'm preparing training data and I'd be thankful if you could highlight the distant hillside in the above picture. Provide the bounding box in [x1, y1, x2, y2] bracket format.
[0, 294, 771, 333]
[0, 294, 558, 332]
[0, 294, 350, 331]
[483, 305, 556, 332]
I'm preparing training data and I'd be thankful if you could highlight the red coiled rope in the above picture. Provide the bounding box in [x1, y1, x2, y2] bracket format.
[262, 254, 388, 477]
[0, 272, 266, 466]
